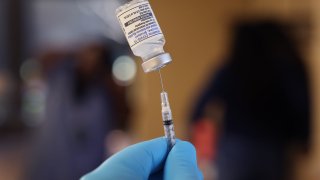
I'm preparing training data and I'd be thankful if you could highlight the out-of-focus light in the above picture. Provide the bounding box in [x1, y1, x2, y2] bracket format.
[20, 58, 41, 82]
[21, 80, 47, 127]
[112, 55, 137, 86]
[20, 58, 47, 127]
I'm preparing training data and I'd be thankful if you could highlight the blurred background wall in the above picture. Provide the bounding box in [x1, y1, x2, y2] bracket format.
[311, 0, 320, 179]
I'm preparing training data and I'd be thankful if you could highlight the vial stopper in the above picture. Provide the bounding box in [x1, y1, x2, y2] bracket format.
[142, 53, 172, 73]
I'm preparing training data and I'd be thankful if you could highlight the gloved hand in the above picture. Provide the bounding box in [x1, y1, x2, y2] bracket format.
[81, 137, 203, 180]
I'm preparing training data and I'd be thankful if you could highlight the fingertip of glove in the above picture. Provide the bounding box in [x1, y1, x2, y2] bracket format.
[145, 137, 168, 146]
[197, 168, 204, 180]
[80, 174, 90, 180]
[174, 140, 196, 154]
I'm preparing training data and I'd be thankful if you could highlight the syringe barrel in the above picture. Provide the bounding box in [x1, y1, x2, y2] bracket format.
[161, 92, 176, 149]
[163, 123, 175, 149]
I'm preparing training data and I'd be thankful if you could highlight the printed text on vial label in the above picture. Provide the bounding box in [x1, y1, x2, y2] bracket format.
[118, 2, 163, 47]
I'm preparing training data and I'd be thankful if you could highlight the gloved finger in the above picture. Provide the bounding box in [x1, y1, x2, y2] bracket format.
[81, 137, 168, 180]
[164, 141, 203, 180]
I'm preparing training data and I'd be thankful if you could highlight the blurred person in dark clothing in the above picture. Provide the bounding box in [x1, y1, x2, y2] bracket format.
[26, 42, 130, 180]
[192, 20, 310, 180]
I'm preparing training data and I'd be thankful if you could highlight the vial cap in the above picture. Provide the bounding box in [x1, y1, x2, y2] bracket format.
[142, 53, 172, 73]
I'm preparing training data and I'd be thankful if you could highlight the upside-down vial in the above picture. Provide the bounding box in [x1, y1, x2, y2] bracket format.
[116, 0, 172, 73]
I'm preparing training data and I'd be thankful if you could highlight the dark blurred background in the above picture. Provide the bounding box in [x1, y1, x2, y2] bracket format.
[1, 0, 320, 180]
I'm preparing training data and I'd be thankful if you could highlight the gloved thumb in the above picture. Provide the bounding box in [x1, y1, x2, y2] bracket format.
[164, 141, 203, 180]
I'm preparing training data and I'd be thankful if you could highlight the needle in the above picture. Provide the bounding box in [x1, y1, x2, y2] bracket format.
[159, 69, 165, 92]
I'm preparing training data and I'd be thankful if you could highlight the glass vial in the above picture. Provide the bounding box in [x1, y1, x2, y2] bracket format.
[116, 0, 172, 73]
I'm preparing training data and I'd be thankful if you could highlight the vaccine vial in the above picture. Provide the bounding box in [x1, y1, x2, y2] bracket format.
[116, 0, 172, 73]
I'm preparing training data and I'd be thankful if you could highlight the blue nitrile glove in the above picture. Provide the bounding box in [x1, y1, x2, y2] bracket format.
[81, 137, 203, 180]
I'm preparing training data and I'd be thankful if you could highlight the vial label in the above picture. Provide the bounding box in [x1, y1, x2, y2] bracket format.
[117, 1, 163, 48]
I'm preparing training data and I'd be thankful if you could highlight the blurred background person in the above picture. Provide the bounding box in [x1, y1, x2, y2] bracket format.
[25, 40, 131, 180]
[191, 20, 311, 180]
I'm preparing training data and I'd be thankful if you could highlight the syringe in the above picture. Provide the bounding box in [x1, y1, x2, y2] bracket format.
[159, 70, 176, 149]
[116, 0, 176, 148]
